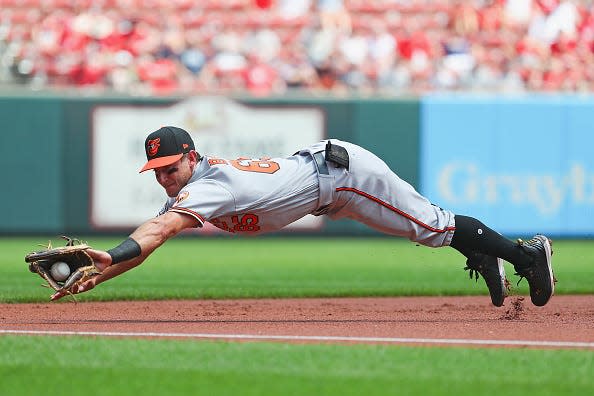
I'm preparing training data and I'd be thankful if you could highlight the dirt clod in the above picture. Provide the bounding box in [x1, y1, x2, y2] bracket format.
[501, 297, 525, 320]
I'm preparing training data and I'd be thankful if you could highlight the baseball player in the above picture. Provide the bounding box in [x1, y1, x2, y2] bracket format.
[51, 126, 556, 307]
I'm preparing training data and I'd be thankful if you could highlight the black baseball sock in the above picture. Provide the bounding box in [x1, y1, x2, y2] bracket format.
[450, 215, 532, 269]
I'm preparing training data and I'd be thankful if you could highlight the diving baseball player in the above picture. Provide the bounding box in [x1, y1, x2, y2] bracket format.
[51, 126, 556, 307]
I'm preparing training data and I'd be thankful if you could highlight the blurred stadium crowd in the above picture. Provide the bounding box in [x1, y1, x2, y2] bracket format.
[1, 0, 593, 96]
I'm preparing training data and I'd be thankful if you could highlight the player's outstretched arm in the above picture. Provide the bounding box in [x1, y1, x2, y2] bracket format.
[51, 211, 199, 301]
[50, 250, 143, 301]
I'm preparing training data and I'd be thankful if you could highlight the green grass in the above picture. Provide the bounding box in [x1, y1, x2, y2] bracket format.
[2, 237, 594, 396]
[1, 335, 593, 396]
[2, 237, 593, 302]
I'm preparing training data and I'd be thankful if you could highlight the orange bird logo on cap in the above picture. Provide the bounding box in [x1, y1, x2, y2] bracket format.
[147, 138, 160, 157]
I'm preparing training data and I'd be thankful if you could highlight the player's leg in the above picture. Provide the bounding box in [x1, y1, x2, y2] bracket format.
[326, 142, 553, 306]
[325, 141, 455, 246]
[332, 181, 509, 306]
[450, 241, 508, 307]
[324, 143, 504, 304]
[450, 215, 555, 307]
[329, 164, 455, 246]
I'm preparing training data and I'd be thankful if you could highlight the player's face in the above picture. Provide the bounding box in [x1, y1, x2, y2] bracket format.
[154, 153, 196, 197]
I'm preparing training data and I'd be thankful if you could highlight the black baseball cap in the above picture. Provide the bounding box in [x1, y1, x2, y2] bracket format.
[139, 126, 195, 173]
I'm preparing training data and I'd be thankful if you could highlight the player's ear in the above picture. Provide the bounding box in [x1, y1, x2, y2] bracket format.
[187, 150, 200, 167]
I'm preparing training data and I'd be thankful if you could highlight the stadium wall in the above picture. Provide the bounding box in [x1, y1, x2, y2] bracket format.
[420, 94, 594, 238]
[3, 94, 592, 237]
[1, 95, 419, 235]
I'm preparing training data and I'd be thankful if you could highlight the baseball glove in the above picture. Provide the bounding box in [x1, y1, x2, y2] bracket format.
[25, 236, 101, 296]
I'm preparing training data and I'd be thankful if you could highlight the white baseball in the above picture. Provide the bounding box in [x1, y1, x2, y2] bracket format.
[50, 261, 71, 282]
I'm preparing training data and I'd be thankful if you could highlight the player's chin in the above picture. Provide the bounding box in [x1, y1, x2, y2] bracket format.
[165, 186, 181, 197]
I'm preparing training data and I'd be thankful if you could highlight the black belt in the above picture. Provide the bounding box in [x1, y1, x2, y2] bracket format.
[313, 151, 329, 175]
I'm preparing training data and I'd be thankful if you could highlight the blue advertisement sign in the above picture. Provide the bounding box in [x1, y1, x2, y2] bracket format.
[420, 95, 594, 237]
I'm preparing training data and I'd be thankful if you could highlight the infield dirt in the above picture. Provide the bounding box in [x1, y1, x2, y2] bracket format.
[1, 295, 593, 348]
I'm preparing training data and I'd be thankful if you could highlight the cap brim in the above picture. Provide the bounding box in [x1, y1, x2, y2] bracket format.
[139, 154, 183, 173]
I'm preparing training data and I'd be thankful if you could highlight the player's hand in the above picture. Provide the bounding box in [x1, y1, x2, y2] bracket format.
[49, 249, 111, 301]
[85, 248, 113, 272]
[50, 277, 97, 301]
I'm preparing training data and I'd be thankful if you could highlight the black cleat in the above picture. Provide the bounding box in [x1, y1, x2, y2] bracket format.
[514, 235, 555, 307]
[465, 254, 509, 307]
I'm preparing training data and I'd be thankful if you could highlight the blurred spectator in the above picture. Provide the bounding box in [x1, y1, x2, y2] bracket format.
[528, 0, 580, 45]
[314, 59, 340, 91]
[317, 0, 351, 34]
[437, 35, 476, 89]
[0, 0, 593, 95]
[10, 54, 36, 85]
[277, 0, 312, 20]
[180, 46, 206, 74]
[337, 24, 368, 67]
[137, 55, 179, 95]
[277, 43, 318, 90]
[396, 27, 434, 86]
[70, 46, 109, 86]
[368, 18, 396, 87]
[255, 0, 273, 9]
[243, 26, 282, 63]
[450, 1, 480, 36]
[242, 53, 285, 96]
[504, 0, 535, 27]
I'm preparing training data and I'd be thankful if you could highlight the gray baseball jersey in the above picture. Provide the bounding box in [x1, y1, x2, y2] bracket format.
[160, 139, 455, 247]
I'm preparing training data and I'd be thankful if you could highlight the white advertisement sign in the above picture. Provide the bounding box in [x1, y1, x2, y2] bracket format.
[91, 96, 325, 232]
